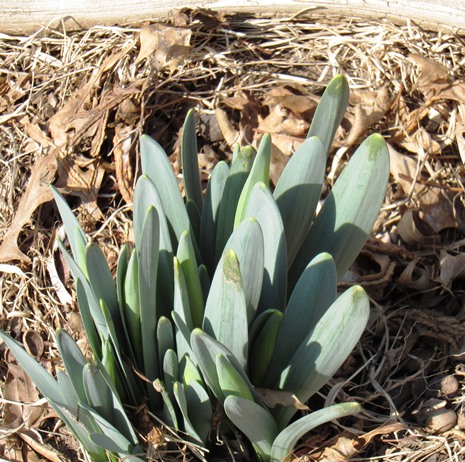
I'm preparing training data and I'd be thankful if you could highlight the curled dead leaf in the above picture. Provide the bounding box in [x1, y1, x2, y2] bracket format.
[397, 209, 440, 246]
[114, 124, 137, 203]
[397, 258, 432, 291]
[22, 330, 44, 358]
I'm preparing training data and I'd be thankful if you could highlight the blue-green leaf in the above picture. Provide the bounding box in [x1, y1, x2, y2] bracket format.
[203, 249, 248, 368]
[50, 185, 87, 272]
[273, 136, 325, 267]
[137, 206, 160, 407]
[275, 285, 369, 428]
[234, 133, 271, 228]
[200, 161, 229, 275]
[307, 74, 349, 154]
[290, 133, 390, 284]
[271, 403, 361, 462]
[215, 145, 255, 261]
[224, 396, 277, 462]
[177, 229, 204, 328]
[191, 329, 256, 403]
[56, 329, 87, 402]
[269, 253, 337, 386]
[246, 183, 287, 312]
[222, 217, 264, 325]
[181, 109, 203, 214]
[140, 135, 190, 249]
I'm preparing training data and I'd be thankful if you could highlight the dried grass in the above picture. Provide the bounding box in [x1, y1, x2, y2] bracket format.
[1, 9, 465, 461]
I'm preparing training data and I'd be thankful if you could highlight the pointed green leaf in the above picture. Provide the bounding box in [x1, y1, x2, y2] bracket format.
[184, 378, 212, 444]
[83, 363, 114, 424]
[203, 249, 248, 368]
[269, 253, 337, 386]
[86, 242, 121, 330]
[222, 217, 264, 324]
[273, 136, 325, 267]
[133, 174, 174, 314]
[83, 360, 139, 444]
[137, 206, 161, 407]
[271, 403, 361, 462]
[58, 239, 108, 345]
[276, 285, 369, 428]
[163, 349, 179, 398]
[290, 134, 390, 284]
[140, 135, 190, 249]
[123, 249, 142, 366]
[234, 134, 271, 228]
[181, 109, 203, 214]
[51, 185, 87, 272]
[158, 316, 174, 368]
[173, 381, 204, 445]
[100, 300, 140, 406]
[191, 329, 256, 403]
[200, 161, 229, 275]
[217, 354, 254, 401]
[116, 243, 137, 365]
[81, 402, 134, 453]
[215, 145, 255, 260]
[186, 199, 201, 245]
[154, 378, 179, 429]
[224, 395, 277, 462]
[0, 331, 64, 405]
[75, 278, 101, 358]
[177, 229, 204, 328]
[249, 310, 283, 387]
[307, 74, 349, 154]
[246, 183, 287, 312]
[56, 329, 87, 402]
[173, 257, 194, 362]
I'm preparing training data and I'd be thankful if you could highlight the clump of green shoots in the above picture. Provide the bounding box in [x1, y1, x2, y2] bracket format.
[0, 75, 389, 462]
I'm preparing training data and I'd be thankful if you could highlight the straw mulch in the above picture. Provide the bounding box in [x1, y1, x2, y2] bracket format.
[1, 8, 465, 461]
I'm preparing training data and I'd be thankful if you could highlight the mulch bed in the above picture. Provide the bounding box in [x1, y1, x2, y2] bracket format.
[1, 8, 465, 461]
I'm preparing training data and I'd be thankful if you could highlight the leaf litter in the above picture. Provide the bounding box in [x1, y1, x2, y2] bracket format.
[1, 8, 465, 461]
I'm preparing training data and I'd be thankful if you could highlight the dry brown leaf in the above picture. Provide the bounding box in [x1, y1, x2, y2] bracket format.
[0, 150, 57, 263]
[114, 124, 137, 203]
[256, 388, 309, 410]
[456, 122, 465, 164]
[438, 251, 465, 287]
[317, 423, 405, 461]
[136, 24, 191, 72]
[259, 103, 308, 139]
[397, 258, 432, 291]
[263, 85, 317, 117]
[410, 54, 465, 103]
[397, 209, 440, 246]
[388, 143, 419, 194]
[343, 86, 392, 147]
[3, 363, 45, 429]
[18, 429, 62, 462]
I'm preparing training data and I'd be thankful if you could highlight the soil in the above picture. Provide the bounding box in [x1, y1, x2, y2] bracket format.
[1, 8, 465, 461]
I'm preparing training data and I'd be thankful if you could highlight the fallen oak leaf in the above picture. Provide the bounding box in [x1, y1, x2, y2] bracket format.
[3, 363, 45, 429]
[136, 23, 191, 72]
[0, 150, 57, 263]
